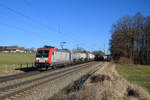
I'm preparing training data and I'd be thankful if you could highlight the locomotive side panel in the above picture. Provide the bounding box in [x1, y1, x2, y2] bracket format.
[51, 51, 71, 66]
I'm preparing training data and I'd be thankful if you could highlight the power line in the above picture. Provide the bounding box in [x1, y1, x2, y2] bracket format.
[0, 22, 26, 33]
[0, 3, 57, 33]
[0, 3, 79, 37]
[0, 22, 37, 36]
[0, 3, 87, 47]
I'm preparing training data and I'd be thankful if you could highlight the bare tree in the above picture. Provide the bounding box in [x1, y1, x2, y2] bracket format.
[110, 13, 150, 64]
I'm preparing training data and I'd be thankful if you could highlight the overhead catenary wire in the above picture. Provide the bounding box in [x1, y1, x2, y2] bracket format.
[0, 2, 67, 43]
[0, 3, 58, 33]
[0, 22, 37, 36]
[0, 2, 87, 48]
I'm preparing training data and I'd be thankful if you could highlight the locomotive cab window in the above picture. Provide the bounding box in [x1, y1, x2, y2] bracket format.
[36, 50, 49, 57]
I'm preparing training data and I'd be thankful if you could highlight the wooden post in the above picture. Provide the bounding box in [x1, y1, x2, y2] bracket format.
[13, 64, 15, 70]
[20, 64, 22, 69]
[5, 64, 7, 73]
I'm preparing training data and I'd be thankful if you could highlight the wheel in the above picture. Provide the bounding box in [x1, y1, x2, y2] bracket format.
[46, 67, 48, 71]
[52, 65, 56, 69]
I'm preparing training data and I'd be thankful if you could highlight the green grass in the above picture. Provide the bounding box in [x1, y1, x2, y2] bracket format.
[116, 64, 150, 93]
[0, 52, 36, 72]
[0, 52, 36, 64]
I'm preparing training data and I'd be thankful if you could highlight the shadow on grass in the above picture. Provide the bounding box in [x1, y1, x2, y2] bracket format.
[15, 66, 37, 72]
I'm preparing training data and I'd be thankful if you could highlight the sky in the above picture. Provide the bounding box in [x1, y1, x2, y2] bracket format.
[0, 0, 150, 53]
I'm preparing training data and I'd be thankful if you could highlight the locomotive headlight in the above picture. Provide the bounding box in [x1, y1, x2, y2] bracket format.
[35, 59, 39, 63]
[45, 60, 48, 63]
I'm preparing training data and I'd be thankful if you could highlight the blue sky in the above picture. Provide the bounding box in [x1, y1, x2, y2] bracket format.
[0, 0, 150, 53]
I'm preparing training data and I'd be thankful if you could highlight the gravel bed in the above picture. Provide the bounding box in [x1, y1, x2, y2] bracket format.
[13, 62, 103, 100]
[0, 62, 93, 89]
[0, 70, 24, 77]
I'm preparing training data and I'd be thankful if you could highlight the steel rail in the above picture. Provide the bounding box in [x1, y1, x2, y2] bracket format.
[0, 62, 90, 83]
[0, 62, 101, 100]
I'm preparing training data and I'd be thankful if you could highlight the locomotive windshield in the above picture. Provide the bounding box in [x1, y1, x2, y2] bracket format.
[36, 50, 49, 57]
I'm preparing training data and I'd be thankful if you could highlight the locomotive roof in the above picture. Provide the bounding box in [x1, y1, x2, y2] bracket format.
[37, 48, 71, 52]
[55, 48, 71, 52]
[38, 48, 55, 50]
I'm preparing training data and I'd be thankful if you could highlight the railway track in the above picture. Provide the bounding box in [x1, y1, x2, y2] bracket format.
[0, 71, 40, 83]
[0, 63, 93, 89]
[0, 62, 90, 83]
[0, 62, 101, 100]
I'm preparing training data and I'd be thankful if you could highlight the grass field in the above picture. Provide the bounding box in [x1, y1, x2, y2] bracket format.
[116, 64, 150, 93]
[0, 52, 36, 72]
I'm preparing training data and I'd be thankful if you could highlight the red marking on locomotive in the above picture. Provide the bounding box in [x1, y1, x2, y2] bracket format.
[36, 48, 56, 64]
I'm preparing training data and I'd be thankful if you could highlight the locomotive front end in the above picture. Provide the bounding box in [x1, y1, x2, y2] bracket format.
[35, 48, 53, 70]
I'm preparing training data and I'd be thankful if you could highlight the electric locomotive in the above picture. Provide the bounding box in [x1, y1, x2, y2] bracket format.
[35, 47, 71, 70]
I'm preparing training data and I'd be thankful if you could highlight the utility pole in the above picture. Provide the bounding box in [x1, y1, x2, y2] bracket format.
[91, 48, 94, 52]
[103, 44, 106, 55]
[76, 44, 79, 49]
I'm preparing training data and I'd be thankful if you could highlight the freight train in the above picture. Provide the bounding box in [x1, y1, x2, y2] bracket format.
[35, 47, 95, 70]
[95, 55, 111, 61]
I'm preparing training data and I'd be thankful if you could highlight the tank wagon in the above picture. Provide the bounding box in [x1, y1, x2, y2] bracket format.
[35, 47, 95, 70]
[95, 55, 104, 61]
[88, 53, 95, 61]
[94, 55, 111, 61]
[72, 52, 87, 63]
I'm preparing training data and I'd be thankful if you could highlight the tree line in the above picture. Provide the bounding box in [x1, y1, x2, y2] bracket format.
[109, 12, 150, 64]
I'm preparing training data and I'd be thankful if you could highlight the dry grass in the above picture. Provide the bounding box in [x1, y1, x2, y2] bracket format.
[52, 63, 150, 100]
[117, 57, 133, 64]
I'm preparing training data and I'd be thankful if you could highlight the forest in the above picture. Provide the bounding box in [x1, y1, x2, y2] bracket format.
[110, 13, 150, 64]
